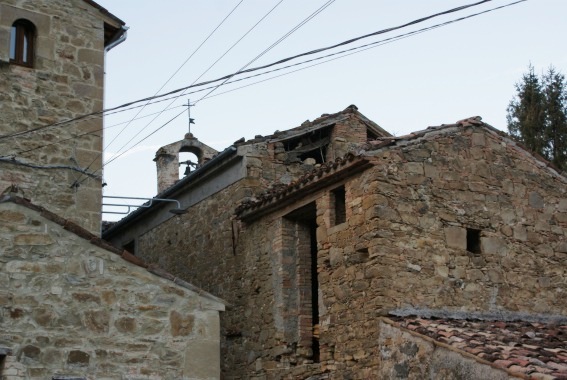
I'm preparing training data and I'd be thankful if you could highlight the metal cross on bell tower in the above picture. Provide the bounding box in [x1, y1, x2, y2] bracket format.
[184, 99, 196, 134]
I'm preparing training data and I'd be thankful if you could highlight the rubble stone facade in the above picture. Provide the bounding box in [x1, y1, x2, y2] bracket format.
[0, 0, 125, 234]
[0, 198, 224, 379]
[105, 109, 567, 379]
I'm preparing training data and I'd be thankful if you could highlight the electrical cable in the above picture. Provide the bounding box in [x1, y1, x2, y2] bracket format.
[104, 0, 331, 174]
[195, 0, 336, 104]
[0, 0, 504, 143]
[1, 0, 524, 164]
[103, 0, 246, 153]
[103, 0, 523, 171]
[104, 0, 287, 171]
[103, 109, 186, 167]
[0, 157, 101, 179]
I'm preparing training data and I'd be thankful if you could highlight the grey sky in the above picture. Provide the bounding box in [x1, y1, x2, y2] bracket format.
[96, 0, 567, 219]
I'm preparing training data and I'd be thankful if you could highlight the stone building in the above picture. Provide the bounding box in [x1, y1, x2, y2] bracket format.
[0, 1, 227, 379]
[0, 195, 224, 379]
[0, 0, 126, 234]
[104, 106, 567, 379]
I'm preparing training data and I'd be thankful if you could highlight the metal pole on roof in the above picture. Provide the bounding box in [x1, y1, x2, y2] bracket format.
[185, 99, 195, 134]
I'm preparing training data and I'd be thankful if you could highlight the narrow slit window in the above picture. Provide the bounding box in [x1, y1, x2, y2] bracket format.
[10, 19, 35, 67]
[466, 228, 481, 254]
[332, 185, 346, 226]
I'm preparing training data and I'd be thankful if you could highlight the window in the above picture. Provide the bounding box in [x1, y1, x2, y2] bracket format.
[466, 228, 481, 254]
[0, 347, 11, 378]
[10, 19, 35, 67]
[278, 203, 320, 362]
[331, 185, 346, 226]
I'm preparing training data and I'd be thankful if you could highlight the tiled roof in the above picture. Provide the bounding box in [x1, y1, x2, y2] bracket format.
[0, 195, 226, 308]
[387, 316, 567, 380]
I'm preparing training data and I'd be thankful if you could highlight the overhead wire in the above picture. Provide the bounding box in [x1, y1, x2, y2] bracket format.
[104, 0, 334, 170]
[10, 106, 186, 159]
[103, 0, 246, 153]
[2, 0, 524, 167]
[194, 0, 336, 104]
[103, 109, 186, 167]
[0, 0, 503, 144]
[107, 0, 332, 170]
[103, 0, 288, 171]
[99, 0, 525, 172]
[203, 0, 525, 100]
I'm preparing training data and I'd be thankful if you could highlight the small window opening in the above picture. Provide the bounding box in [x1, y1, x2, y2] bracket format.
[467, 228, 481, 254]
[367, 129, 379, 141]
[282, 128, 331, 164]
[10, 19, 35, 67]
[331, 186, 346, 226]
[0, 355, 5, 377]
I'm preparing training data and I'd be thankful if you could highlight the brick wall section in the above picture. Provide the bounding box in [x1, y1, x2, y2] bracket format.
[0, 201, 222, 380]
[0, 0, 117, 234]
[327, 118, 368, 161]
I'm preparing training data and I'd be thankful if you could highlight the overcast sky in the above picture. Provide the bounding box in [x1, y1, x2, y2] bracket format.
[95, 0, 567, 219]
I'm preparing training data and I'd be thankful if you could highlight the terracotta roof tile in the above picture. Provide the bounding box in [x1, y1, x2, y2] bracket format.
[387, 316, 567, 380]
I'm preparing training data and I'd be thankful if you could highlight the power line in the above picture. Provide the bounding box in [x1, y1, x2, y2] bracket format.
[0, 0, 503, 143]
[194, 0, 336, 104]
[103, 109, 186, 167]
[105, 0, 287, 168]
[1, 0, 525, 164]
[103, 0, 524, 171]
[0, 157, 101, 179]
[104, 0, 246, 154]
[107, 0, 332, 172]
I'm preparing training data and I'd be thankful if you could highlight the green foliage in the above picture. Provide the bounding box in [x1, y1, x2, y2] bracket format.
[507, 65, 567, 171]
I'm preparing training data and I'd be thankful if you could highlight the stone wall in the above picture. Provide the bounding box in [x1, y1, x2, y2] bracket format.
[377, 320, 517, 379]
[131, 118, 567, 378]
[0, 200, 223, 379]
[0, 0, 120, 234]
[228, 124, 567, 378]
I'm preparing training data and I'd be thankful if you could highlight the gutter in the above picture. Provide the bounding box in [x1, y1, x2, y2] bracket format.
[103, 146, 238, 239]
[105, 25, 128, 52]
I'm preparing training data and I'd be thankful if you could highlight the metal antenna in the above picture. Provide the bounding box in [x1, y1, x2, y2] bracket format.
[184, 99, 195, 134]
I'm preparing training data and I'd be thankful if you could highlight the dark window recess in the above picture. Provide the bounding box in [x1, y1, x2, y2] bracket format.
[367, 128, 379, 141]
[332, 186, 346, 225]
[282, 127, 331, 164]
[0, 355, 5, 378]
[10, 19, 35, 67]
[123, 240, 136, 255]
[282, 203, 320, 362]
[466, 229, 481, 254]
